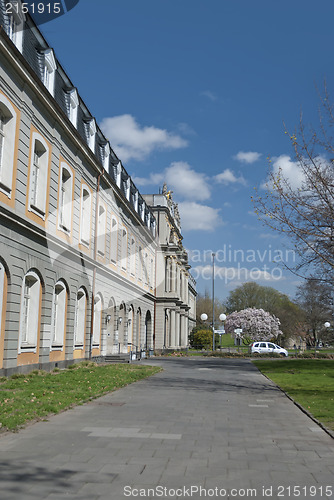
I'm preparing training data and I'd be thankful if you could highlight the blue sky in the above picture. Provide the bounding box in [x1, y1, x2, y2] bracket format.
[41, 0, 334, 301]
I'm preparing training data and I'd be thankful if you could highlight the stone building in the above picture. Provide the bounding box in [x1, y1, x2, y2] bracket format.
[0, 1, 195, 375]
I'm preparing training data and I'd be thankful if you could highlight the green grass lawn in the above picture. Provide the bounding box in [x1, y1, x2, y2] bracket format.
[253, 359, 334, 431]
[0, 362, 161, 432]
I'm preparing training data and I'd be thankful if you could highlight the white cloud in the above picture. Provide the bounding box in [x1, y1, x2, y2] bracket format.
[261, 155, 305, 190]
[200, 90, 217, 101]
[178, 202, 222, 231]
[165, 162, 211, 201]
[234, 151, 262, 164]
[100, 114, 188, 163]
[132, 172, 164, 187]
[214, 169, 247, 186]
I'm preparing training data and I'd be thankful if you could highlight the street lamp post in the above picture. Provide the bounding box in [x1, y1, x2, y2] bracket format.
[219, 313, 226, 347]
[212, 253, 215, 351]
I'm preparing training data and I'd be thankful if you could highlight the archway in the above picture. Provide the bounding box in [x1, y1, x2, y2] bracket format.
[118, 303, 126, 353]
[105, 298, 116, 355]
[127, 306, 134, 352]
[136, 308, 141, 349]
[145, 310, 152, 350]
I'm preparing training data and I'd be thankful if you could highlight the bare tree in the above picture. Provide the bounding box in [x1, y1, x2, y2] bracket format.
[253, 85, 334, 282]
[296, 278, 333, 346]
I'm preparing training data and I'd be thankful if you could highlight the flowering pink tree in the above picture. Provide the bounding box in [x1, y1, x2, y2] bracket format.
[225, 308, 282, 344]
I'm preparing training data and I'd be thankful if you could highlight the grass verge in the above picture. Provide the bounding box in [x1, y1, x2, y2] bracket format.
[253, 359, 334, 431]
[0, 362, 161, 432]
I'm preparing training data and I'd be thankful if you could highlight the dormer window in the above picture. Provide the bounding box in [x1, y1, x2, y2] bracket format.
[42, 49, 57, 96]
[68, 88, 79, 127]
[151, 220, 156, 238]
[131, 189, 138, 212]
[102, 143, 110, 170]
[146, 211, 151, 228]
[86, 118, 96, 152]
[125, 177, 130, 201]
[115, 162, 121, 188]
[140, 201, 146, 221]
[6, 1, 25, 53]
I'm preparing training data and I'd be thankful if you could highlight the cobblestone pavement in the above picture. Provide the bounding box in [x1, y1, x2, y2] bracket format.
[0, 357, 333, 499]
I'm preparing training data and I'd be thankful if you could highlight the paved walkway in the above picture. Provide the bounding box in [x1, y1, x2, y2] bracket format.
[0, 358, 333, 499]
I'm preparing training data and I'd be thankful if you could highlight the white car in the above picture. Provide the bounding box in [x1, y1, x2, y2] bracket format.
[250, 341, 288, 357]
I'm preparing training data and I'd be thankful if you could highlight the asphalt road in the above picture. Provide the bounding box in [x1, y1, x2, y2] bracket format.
[0, 357, 333, 499]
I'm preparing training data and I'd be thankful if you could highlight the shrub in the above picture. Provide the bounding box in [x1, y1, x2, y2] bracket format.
[191, 329, 213, 349]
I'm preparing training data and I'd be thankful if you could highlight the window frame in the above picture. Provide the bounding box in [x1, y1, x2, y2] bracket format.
[57, 162, 74, 235]
[6, 1, 25, 52]
[51, 280, 67, 350]
[42, 49, 57, 96]
[92, 293, 102, 347]
[74, 287, 87, 349]
[97, 202, 107, 257]
[68, 88, 79, 128]
[27, 131, 50, 219]
[110, 215, 118, 264]
[79, 183, 92, 247]
[0, 93, 18, 199]
[18, 271, 41, 353]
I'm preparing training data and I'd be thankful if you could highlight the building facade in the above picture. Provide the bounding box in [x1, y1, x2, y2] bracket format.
[0, 2, 195, 375]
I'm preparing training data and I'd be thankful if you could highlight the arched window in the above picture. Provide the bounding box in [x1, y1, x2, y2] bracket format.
[58, 163, 73, 233]
[121, 226, 127, 271]
[80, 185, 92, 246]
[0, 94, 17, 197]
[150, 257, 154, 288]
[130, 237, 136, 276]
[0, 262, 5, 336]
[28, 133, 49, 217]
[0, 261, 7, 369]
[110, 216, 118, 263]
[138, 245, 143, 281]
[51, 280, 67, 348]
[74, 287, 86, 347]
[93, 294, 102, 346]
[144, 252, 149, 285]
[97, 204, 106, 256]
[165, 257, 169, 292]
[19, 271, 41, 351]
